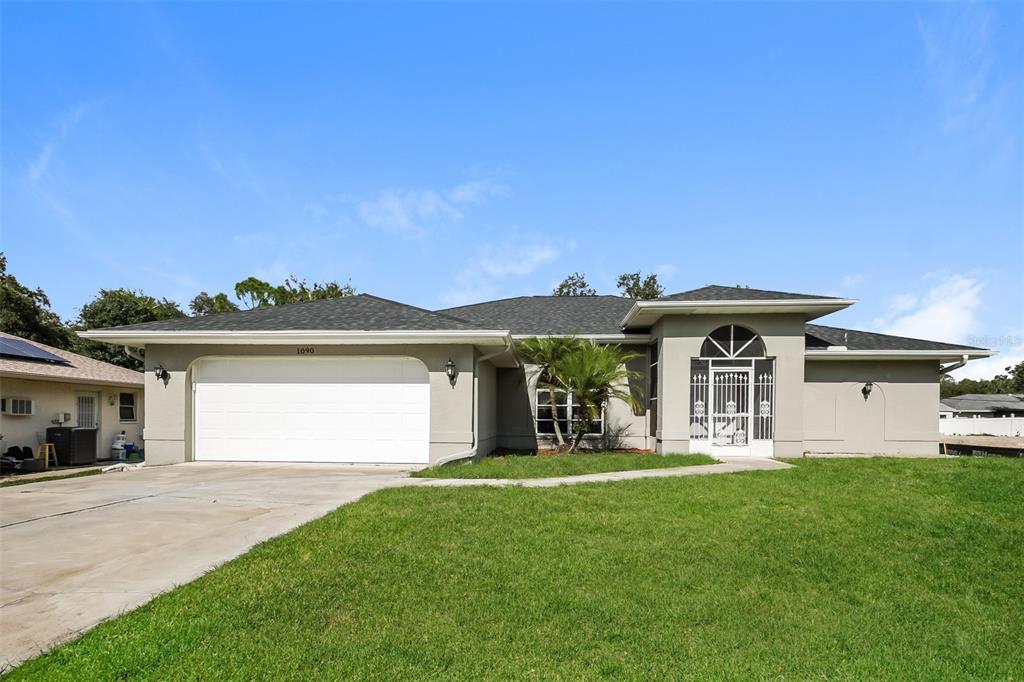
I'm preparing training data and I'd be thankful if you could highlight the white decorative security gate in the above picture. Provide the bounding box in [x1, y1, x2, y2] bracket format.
[690, 325, 775, 457]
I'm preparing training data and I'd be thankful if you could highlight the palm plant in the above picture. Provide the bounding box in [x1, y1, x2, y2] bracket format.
[555, 341, 643, 453]
[517, 336, 583, 450]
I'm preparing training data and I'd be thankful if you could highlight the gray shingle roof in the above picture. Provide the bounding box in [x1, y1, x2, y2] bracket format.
[941, 394, 1024, 413]
[93, 295, 485, 333]
[659, 285, 842, 302]
[0, 332, 144, 386]
[805, 324, 985, 352]
[438, 296, 635, 336]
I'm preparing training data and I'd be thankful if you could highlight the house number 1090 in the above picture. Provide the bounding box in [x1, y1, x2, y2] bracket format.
[297, 347, 315, 355]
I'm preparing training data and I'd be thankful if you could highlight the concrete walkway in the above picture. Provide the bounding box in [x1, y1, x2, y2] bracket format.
[0, 462, 414, 671]
[413, 457, 792, 487]
[0, 456, 787, 670]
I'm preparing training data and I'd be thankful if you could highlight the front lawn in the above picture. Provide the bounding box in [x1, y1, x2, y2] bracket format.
[0, 469, 101, 488]
[12, 458, 1023, 679]
[412, 451, 716, 479]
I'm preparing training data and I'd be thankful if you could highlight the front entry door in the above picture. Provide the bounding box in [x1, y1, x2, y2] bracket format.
[710, 369, 752, 456]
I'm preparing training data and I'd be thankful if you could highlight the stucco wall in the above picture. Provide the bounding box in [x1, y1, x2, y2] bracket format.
[804, 360, 940, 455]
[0, 377, 143, 459]
[494, 363, 648, 451]
[476, 357, 497, 456]
[142, 343, 477, 465]
[653, 313, 807, 456]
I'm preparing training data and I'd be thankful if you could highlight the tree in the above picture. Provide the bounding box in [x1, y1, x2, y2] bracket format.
[274, 276, 355, 304]
[617, 271, 664, 300]
[233, 277, 278, 309]
[555, 341, 642, 453]
[0, 253, 72, 348]
[232, 275, 355, 309]
[552, 272, 596, 297]
[189, 292, 240, 316]
[940, 361, 1024, 398]
[73, 289, 185, 369]
[517, 336, 585, 450]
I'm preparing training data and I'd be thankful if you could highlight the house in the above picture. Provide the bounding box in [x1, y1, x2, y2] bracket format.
[940, 394, 1024, 418]
[0, 333, 144, 462]
[78, 285, 993, 465]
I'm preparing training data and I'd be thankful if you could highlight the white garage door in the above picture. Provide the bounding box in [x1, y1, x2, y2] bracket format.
[193, 356, 429, 463]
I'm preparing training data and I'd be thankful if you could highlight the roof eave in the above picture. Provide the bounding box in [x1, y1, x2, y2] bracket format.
[0, 368, 144, 387]
[77, 329, 514, 348]
[620, 298, 857, 328]
[804, 349, 995, 361]
[510, 332, 651, 344]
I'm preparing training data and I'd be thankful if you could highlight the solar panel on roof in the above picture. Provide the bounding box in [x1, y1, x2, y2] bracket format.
[0, 337, 69, 364]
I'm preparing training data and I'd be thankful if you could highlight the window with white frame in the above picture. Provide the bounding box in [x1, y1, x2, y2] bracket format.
[119, 392, 137, 422]
[536, 388, 604, 436]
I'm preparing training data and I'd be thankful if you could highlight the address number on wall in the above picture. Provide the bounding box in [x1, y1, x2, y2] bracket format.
[296, 347, 315, 355]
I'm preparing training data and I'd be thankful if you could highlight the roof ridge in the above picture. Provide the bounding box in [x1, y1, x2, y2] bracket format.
[439, 293, 627, 311]
[662, 284, 843, 301]
[358, 294, 482, 327]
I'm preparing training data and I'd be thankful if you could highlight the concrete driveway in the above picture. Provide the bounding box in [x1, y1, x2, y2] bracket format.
[0, 462, 414, 670]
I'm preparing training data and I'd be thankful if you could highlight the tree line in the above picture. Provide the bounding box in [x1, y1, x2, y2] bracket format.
[1, 253, 666, 371]
[0, 253, 355, 371]
[941, 365, 1024, 399]
[9, 251, 1014, 394]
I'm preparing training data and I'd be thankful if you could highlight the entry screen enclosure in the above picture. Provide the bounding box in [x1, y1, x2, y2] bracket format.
[689, 325, 775, 457]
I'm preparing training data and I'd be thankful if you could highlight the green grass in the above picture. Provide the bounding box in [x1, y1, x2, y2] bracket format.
[412, 451, 716, 479]
[10, 458, 1024, 680]
[0, 468, 101, 488]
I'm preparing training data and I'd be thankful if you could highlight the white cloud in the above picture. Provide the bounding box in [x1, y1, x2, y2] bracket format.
[357, 189, 462, 238]
[654, 263, 679, 280]
[476, 242, 558, 278]
[355, 179, 508, 239]
[875, 275, 984, 343]
[951, 333, 1024, 380]
[917, 3, 1017, 160]
[27, 102, 91, 185]
[840, 273, 866, 290]
[448, 179, 508, 205]
[442, 239, 560, 306]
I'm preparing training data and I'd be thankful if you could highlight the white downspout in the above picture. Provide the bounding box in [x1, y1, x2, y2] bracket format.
[939, 354, 970, 375]
[433, 336, 516, 467]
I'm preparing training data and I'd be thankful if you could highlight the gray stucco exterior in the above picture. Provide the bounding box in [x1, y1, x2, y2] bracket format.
[80, 285, 992, 464]
[142, 343, 481, 466]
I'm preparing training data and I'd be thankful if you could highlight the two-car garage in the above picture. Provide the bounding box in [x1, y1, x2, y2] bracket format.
[192, 356, 430, 464]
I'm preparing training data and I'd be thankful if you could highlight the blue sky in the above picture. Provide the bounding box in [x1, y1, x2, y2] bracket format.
[2, 2, 1021, 378]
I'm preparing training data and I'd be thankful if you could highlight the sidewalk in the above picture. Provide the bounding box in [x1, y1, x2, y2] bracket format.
[410, 457, 793, 488]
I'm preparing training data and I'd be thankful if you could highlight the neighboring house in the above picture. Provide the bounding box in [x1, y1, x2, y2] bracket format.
[0, 333, 144, 461]
[79, 285, 993, 465]
[939, 394, 1024, 418]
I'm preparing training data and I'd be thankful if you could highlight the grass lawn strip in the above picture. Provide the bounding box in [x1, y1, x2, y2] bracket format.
[412, 451, 716, 479]
[0, 469, 102, 488]
[10, 457, 1023, 679]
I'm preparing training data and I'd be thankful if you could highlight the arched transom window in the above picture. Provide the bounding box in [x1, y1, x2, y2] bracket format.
[699, 325, 766, 359]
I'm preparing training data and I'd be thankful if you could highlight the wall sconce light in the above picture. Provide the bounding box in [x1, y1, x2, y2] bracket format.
[154, 365, 170, 385]
[107, 394, 116, 406]
[862, 382, 873, 401]
[444, 357, 458, 387]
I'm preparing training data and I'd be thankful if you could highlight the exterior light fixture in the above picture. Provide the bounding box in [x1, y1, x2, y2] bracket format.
[444, 357, 458, 387]
[862, 382, 873, 401]
[108, 394, 116, 406]
[154, 365, 170, 385]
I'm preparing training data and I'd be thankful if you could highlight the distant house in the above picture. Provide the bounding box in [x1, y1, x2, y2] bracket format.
[940, 394, 1024, 418]
[0, 333, 144, 462]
